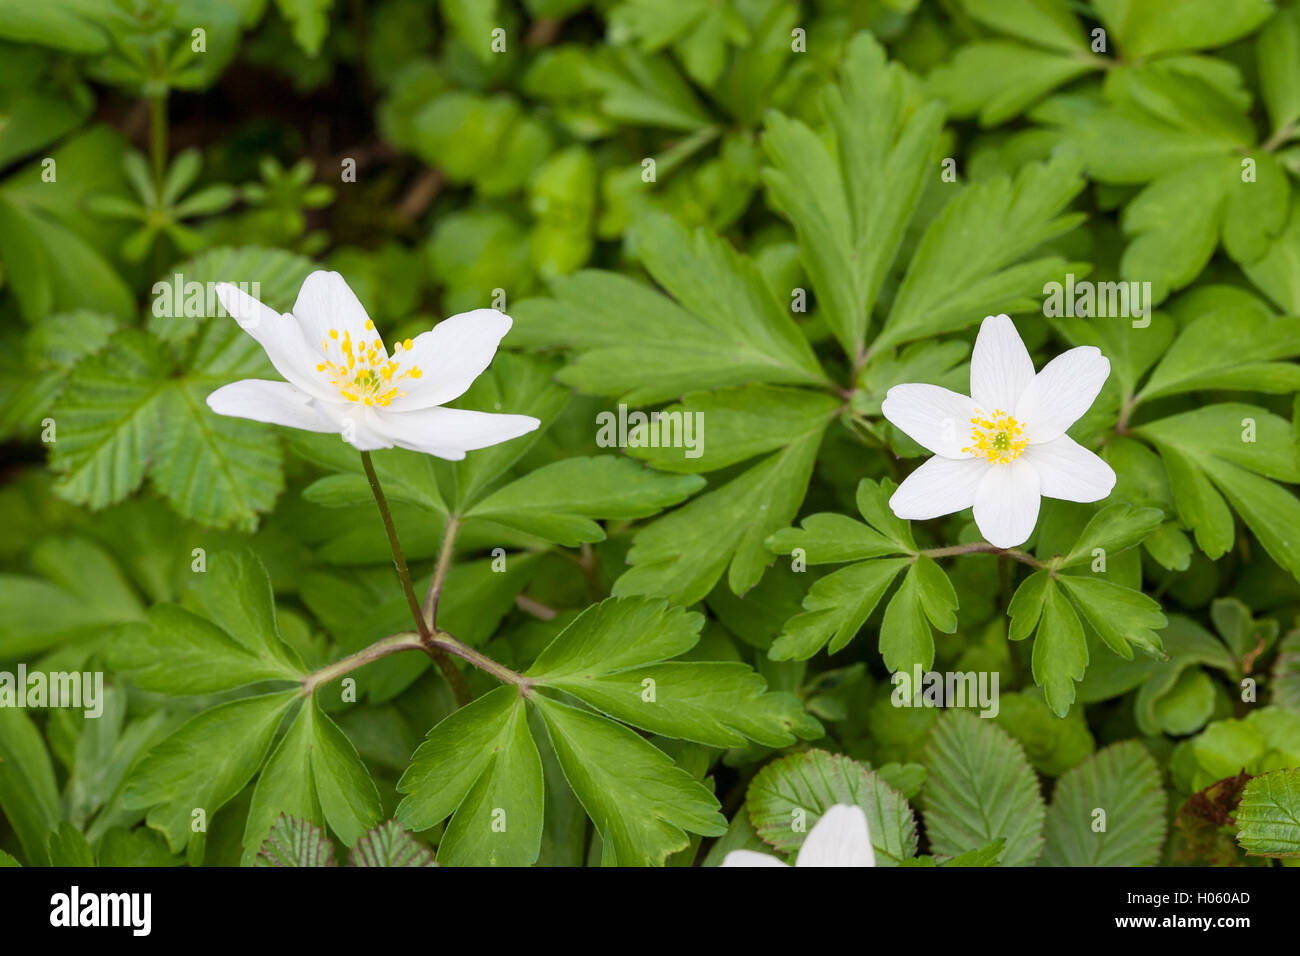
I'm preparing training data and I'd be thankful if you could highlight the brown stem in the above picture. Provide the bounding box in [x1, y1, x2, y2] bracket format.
[360, 451, 470, 706]
[515, 594, 558, 620]
[922, 542, 1047, 569]
[422, 515, 460, 629]
[301, 632, 424, 696]
[430, 629, 532, 693]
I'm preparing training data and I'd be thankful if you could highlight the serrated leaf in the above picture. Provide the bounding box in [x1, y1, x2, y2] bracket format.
[1042, 742, 1167, 865]
[744, 749, 918, 866]
[921, 710, 1046, 866]
[1234, 768, 1300, 858]
[254, 814, 335, 867]
[349, 820, 437, 867]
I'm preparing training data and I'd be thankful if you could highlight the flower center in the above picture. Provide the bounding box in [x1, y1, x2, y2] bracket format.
[316, 320, 422, 407]
[963, 408, 1027, 464]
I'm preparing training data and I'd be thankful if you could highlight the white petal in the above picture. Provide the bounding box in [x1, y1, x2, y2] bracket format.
[1014, 346, 1110, 443]
[970, 314, 1035, 415]
[206, 380, 334, 433]
[291, 270, 375, 350]
[387, 309, 514, 411]
[215, 283, 335, 400]
[972, 459, 1041, 548]
[370, 405, 540, 459]
[890, 455, 989, 520]
[796, 805, 875, 867]
[1024, 435, 1116, 503]
[314, 403, 399, 451]
[880, 384, 977, 458]
[720, 850, 789, 867]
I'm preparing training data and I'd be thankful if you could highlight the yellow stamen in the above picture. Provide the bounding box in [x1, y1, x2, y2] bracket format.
[962, 408, 1028, 465]
[315, 324, 422, 407]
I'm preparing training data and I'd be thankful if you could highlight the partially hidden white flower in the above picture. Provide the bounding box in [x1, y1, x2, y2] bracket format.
[721, 804, 876, 867]
[880, 313, 1115, 549]
[206, 271, 539, 459]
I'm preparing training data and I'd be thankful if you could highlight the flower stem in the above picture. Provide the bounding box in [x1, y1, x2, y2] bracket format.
[422, 514, 459, 629]
[922, 542, 1046, 569]
[359, 451, 471, 706]
[149, 93, 168, 189]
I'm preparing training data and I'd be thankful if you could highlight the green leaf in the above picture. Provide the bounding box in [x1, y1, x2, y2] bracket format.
[1138, 404, 1300, 578]
[878, 153, 1085, 349]
[467, 456, 704, 545]
[533, 694, 726, 866]
[1061, 503, 1167, 567]
[1032, 580, 1090, 717]
[526, 597, 820, 747]
[614, 430, 823, 604]
[585, 46, 712, 131]
[770, 558, 909, 660]
[1259, 5, 1300, 136]
[1042, 742, 1167, 865]
[0, 709, 60, 865]
[625, 386, 838, 474]
[112, 603, 303, 695]
[1234, 768, 1300, 858]
[744, 749, 918, 866]
[922, 710, 1046, 866]
[1139, 309, 1300, 401]
[1057, 574, 1166, 660]
[254, 814, 336, 867]
[150, 380, 285, 530]
[349, 820, 437, 866]
[0, 535, 144, 658]
[47, 822, 96, 867]
[928, 42, 1094, 127]
[48, 330, 169, 510]
[185, 550, 304, 676]
[0, 0, 113, 52]
[526, 598, 702, 679]
[880, 562, 937, 674]
[123, 690, 298, 853]
[1007, 569, 1050, 641]
[436, 695, 543, 866]
[512, 213, 826, 404]
[396, 686, 544, 866]
[1093, 0, 1275, 58]
[762, 33, 943, 356]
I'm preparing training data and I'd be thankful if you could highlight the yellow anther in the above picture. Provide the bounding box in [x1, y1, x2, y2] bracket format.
[965, 408, 1028, 465]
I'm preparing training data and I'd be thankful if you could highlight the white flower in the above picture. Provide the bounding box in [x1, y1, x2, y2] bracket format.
[880, 313, 1115, 549]
[721, 804, 876, 867]
[205, 271, 539, 459]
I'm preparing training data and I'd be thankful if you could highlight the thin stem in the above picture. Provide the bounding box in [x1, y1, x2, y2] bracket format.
[922, 542, 1047, 569]
[361, 451, 428, 634]
[301, 632, 424, 696]
[422, 514, 460, 629]
[431, 630, 532, 692]
[359, 451, 471, 706]
[149, 94, 167, 188]
[1263, 119, 1299, 152]
[516, 594, 558, 620]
